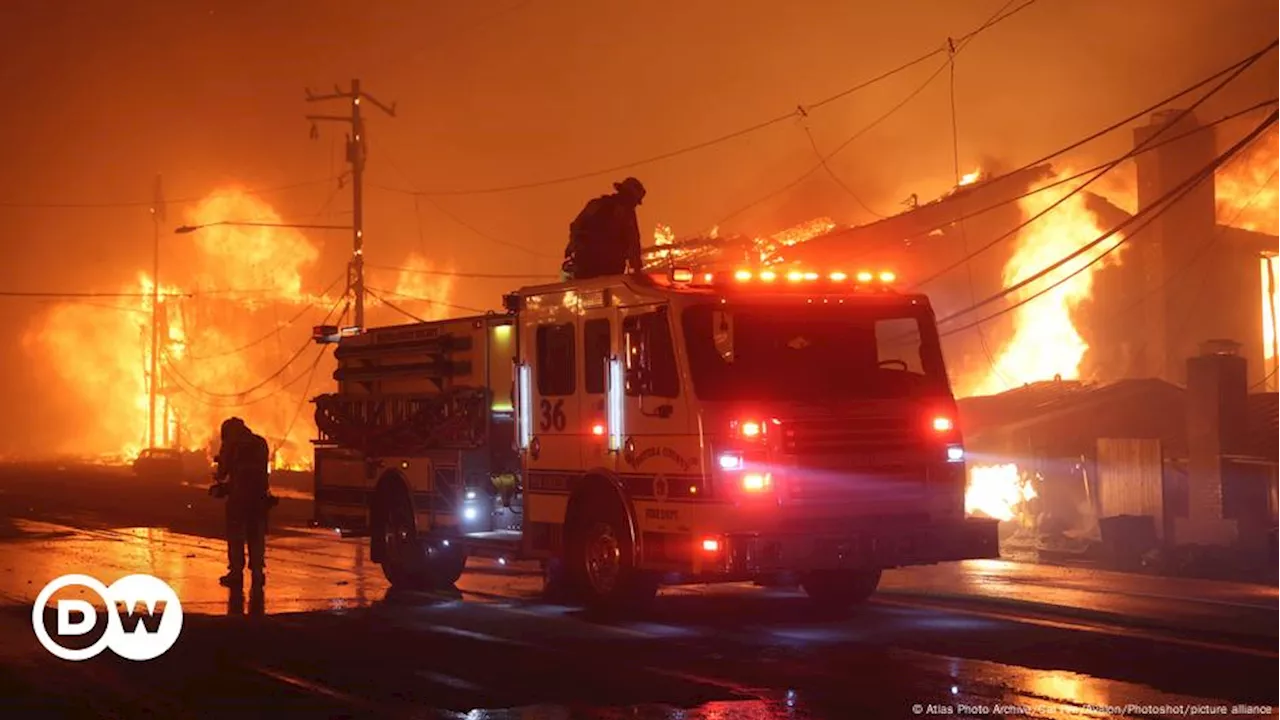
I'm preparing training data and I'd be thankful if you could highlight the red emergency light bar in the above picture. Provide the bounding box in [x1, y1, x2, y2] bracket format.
[666, 267, 899, 289]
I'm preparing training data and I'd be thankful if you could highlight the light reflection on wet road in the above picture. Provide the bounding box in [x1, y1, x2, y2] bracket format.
[0, 466, 1276, 718]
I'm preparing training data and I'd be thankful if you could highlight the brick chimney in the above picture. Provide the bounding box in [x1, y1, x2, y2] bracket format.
[1176, 339, 1245, 546]
[1132, 110, 1218, 384]
[1131, 110, 1267, 387]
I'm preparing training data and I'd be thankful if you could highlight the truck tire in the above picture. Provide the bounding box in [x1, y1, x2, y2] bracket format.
[377, 492, 467, 590]
[565, 491, 658, 613]
[540, 558, 582, 604]
[801, 569, 882, 612]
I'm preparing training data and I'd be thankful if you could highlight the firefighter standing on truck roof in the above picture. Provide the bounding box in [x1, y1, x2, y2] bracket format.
[561, 176, 646, 280]
[211, 417, 272, 589]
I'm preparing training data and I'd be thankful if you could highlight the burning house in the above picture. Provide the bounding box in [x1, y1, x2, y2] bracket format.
[646, 109, 1278, 571]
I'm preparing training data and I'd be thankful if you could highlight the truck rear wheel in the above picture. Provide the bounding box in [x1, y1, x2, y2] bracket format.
[377, 492, 466, 590]
[801, 569, 882, 612]
[566, 492, 658, 613]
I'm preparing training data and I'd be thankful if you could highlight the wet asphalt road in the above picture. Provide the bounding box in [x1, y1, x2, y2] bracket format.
[0, 462, 1276, 719]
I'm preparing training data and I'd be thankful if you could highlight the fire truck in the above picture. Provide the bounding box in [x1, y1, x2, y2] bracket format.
[310, 268, 999, 611]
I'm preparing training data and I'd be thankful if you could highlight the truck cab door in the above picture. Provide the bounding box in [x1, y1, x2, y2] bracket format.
[520, 318, 580, 478]
[580, 307, 618, 474]
[617, 304, 699, 497]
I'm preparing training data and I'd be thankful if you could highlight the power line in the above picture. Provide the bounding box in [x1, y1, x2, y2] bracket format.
[379, 151, 555, 259]
[946, 11, 1018, 393]
[36, 299, 150, 315]
[184, 272, 346, 361]
[373, 0, 1042, 199]
[801, 123, 888, 219]
[1163, 165, 1278, 356]
[711, 0, 1031, 228]
[0, 290, 190, 299]
[165, 293, 345, 400]
[640, 95, 1276, 265]
[0, 177, 336, 210]
[365, 286, 427, 323]
[421, 194, 556, 258]
[940, 111, 1275, 329]
[713, 57, 956, 227]
[1081, 160, 1278, 387]
[365, 285, 491, 315]
[893, 97, 1275, 252]
[912, 41, 1276, 292]
[710, 38, 1276, 243]
[272, 343, 334, 460]
[367, 263, 557, 281]
[164, 343, 333, 410]
[306, 78, 398, 332]
[936, 110, 1277, 338]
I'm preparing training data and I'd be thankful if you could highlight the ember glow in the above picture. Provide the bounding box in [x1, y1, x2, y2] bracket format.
[24, 189, 339, 469]
[965, 463, 1037, 522]
[654, 223, 675, 246]
[960, 170, 1125, 397]
[754, 217, 837, 264]
[959, 168, 983, 187]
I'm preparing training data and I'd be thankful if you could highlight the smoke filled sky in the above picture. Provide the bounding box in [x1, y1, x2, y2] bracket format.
[0, 0, 1276, 455]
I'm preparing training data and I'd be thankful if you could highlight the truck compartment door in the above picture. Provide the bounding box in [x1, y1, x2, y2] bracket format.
[314, 446, 372, 533]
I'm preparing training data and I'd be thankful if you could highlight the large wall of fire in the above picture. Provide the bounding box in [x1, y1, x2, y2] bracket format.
[23, 189, 457, 468]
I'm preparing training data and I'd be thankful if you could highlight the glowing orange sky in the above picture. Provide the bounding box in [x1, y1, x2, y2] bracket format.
[0, 0, 1275, 454]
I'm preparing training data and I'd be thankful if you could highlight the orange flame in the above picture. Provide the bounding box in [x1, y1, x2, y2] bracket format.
[960, 170, 1125, 397]
[753, 217, 836, 264]
[386, 253, 457, 322]
[1216, 127, 1279, 236]
[966, 463, 1037, 522]
[25, 189, 340, 470]
[654, 224, 675, 246]
[1216, 127, 1279, 388]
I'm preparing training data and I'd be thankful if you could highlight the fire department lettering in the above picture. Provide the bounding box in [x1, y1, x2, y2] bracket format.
[645, 508, 678, 521]
[626, 446, 698, 472]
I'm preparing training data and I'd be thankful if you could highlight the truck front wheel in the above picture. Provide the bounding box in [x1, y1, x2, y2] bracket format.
[565, 493, 658, 613]
[801, 569, 882, 612]
[376, 492, 466, 590]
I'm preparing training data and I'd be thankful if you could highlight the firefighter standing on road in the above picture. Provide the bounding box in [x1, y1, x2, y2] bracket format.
[211, 417, 272, 588]
[561, 177, 646, 280]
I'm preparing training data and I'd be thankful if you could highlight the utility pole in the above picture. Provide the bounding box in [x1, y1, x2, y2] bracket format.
[306, 79, 396, 332]
[148, 174, 165, 450]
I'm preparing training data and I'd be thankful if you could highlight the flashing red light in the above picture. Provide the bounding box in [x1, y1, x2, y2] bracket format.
[701, 538, 721, 552]
[742, 472, 772, 492]
[759, 270, 778, 282]
[879, 270, 897, 283]
[932, 416, 955, 433]
[591, 423, 606, 436]
[672, 268, 694, 283]
[734, 269, 752, 282]
[740, 420, 762, 438]
[856, 270, 874, 283]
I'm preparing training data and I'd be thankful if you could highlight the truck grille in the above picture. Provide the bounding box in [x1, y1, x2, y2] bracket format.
[779, 415, 927, 504]
[781, 415, 916, 454]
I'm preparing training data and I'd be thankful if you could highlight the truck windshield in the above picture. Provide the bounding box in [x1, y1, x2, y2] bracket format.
[681, 303, 949, 401]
